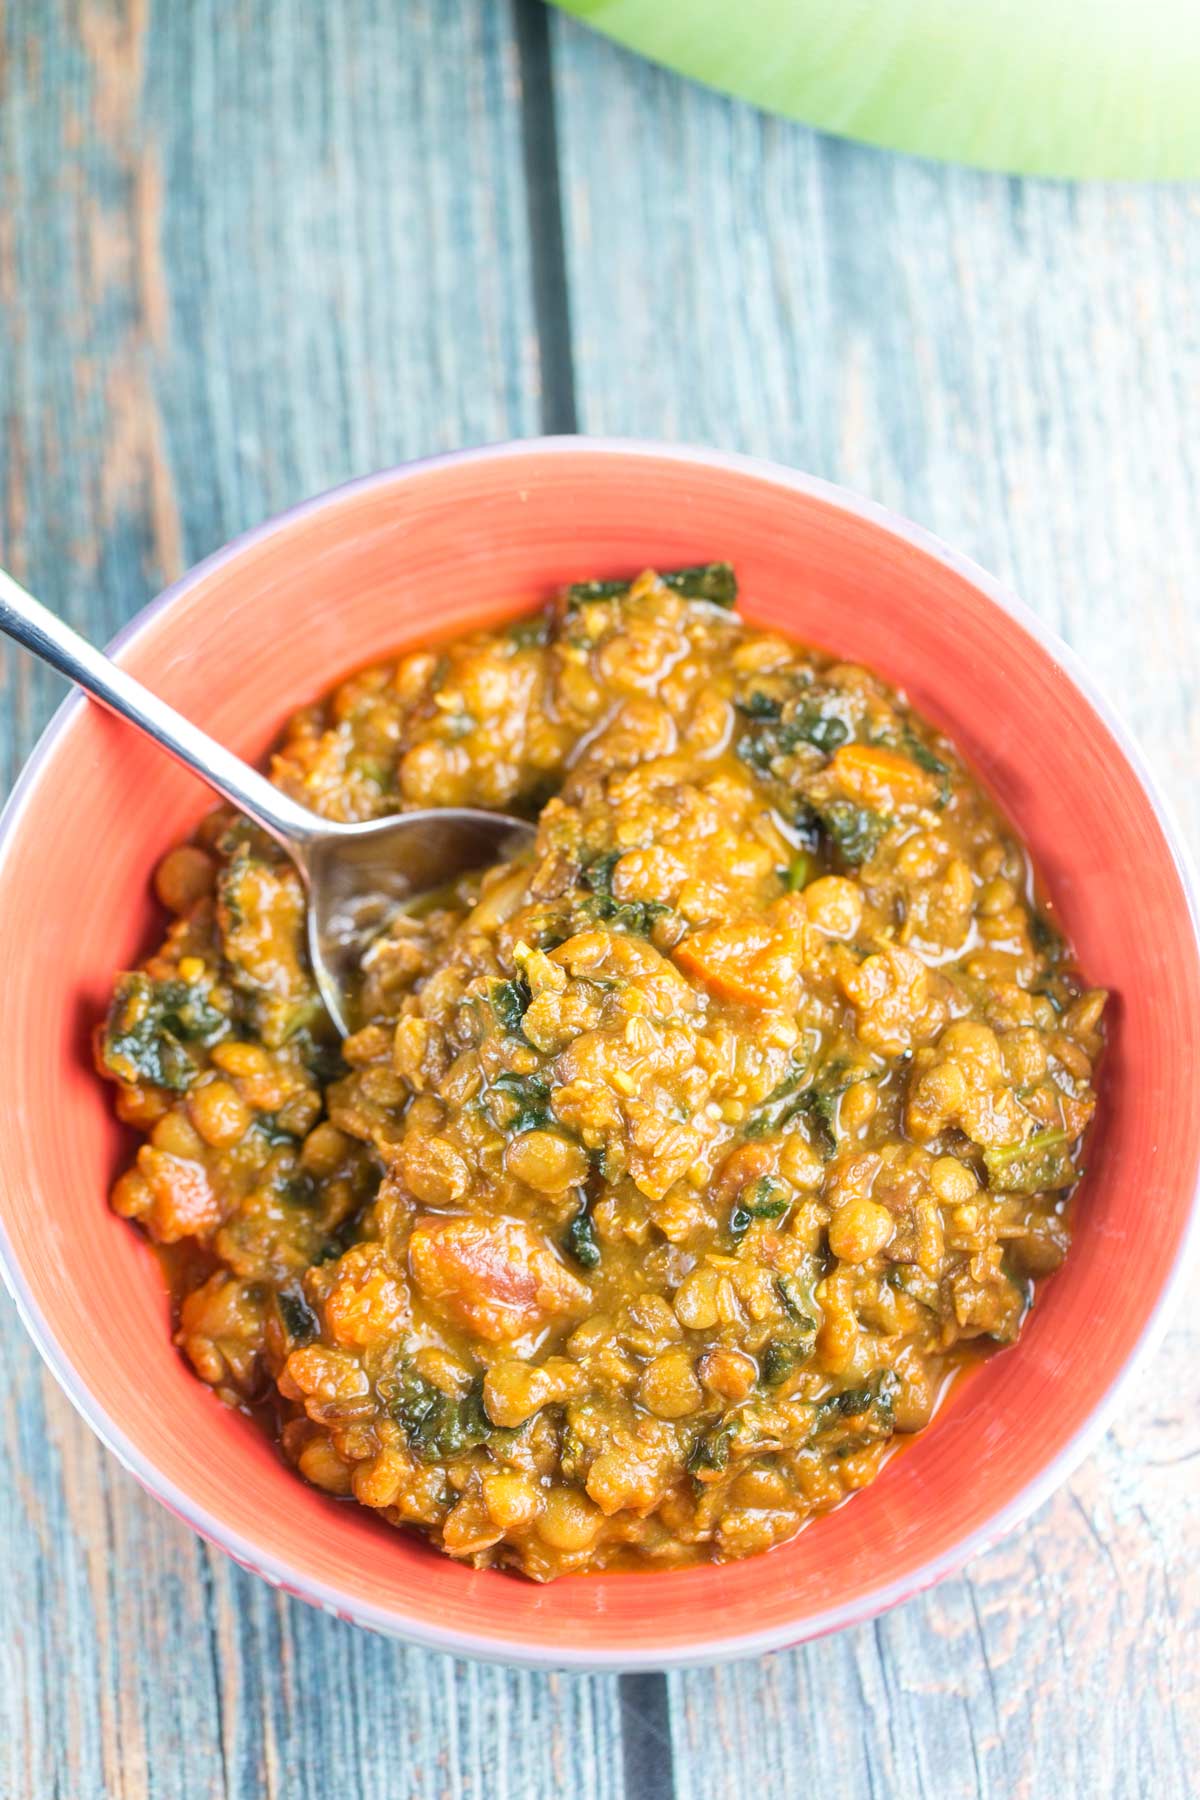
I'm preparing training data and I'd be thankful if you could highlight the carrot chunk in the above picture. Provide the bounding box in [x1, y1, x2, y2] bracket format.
[408, 1215, 590, 1341]
[675, 912, 808, 1008]
[829, 743, 938, 810]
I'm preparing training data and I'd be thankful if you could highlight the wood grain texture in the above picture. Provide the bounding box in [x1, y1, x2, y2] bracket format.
[551, 17, 1200, 1800]
[1, 1, 1198, 1795]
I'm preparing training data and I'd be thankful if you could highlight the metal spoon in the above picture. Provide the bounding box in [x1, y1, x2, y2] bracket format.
[0, 568, 536, 1036]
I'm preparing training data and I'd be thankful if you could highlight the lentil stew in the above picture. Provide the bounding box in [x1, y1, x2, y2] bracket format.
[97, 568, 1106, 1578]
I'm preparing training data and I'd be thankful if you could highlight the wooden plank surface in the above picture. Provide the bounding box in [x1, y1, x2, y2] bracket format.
[1, 2, 1197, 1796]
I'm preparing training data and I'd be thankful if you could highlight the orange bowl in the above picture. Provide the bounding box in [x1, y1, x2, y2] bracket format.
[1, 439, 1197, 1668]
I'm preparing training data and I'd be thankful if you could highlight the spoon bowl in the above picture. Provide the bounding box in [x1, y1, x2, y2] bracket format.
[0, 566, 534, 1034]
[302, 808, 535, 1034]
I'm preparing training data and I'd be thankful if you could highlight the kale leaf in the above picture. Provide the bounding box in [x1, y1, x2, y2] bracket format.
[391, 1370, 493, 1461]
[983, 1128, 1075, 1194]
[100, 971, 227, 1091]
[812, 1369, 899, 1448]
[760, 1335, 815, 1388]
[579, 849, 669, 936]
[564, 1203, 602, 1270]
[490, 977, 532, 1035]
[278, 1290, 319, 1346]
[730, 1177, 793, 1239]
[819, 801, 888, 867]
[566, 562, 736, 610]
[687, 1419, 737, 1476]
[490, 1071, 554, 1134]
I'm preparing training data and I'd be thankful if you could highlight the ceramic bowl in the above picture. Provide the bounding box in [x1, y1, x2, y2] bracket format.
[1, 439, 1197, 1669]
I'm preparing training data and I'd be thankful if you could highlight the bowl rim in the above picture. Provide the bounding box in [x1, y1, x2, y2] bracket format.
[1, 434, 1197, 1670]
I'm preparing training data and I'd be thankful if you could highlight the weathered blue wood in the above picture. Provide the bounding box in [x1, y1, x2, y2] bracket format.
[551, 16, 1200, 1800]
[2, 0, 1199, 1796]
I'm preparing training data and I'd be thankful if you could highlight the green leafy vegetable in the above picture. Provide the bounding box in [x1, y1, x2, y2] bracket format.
[582, 851, 621, 897]
[1030, 910, 1065, 962]
[736, 702, 848, 776]
[506, 610, 552, 648]
[254, 1112, 302, 1146]
[565, 576, 630, 606]
[742, 1065, 809, 1139]
[886, 1264, 942, 1313]
[812, 1369, 898, 1448]
[99, 971, 228, 1092]
[819, 801, 888, 867]
[983, 1128, 1075, 1194]
[279, 1172, 318, 1209]
[746, 1178, 792, 1219]
[491, 977, 532, 1035]
[346, 752, 397, 791]
[775, 1271, 819, 1325]
[760, 1336, 814, 1388]
[278, 1290, 319, 1345]
[687, 1419, 737, 1477]
[660, 562, 738, 606]
[579, 850, 669, 936]
[784, 851, 814, 892]
[566, 562, 737, 610]
[730, 1177, 793, 1238]
[747, 1062, 873, 1157]
[897, 728, 952, 805]
[391, 1370, 493, 1461]
[564, 1203, 602, 1270]
[900, 728, 950, 780]
[311, 1217, 362, 1266]
[490, 1071, 554, 1134]
[737, 690, 783, 721]
[795, 1084, 842, 1156]
[217, 852, 320, 1047]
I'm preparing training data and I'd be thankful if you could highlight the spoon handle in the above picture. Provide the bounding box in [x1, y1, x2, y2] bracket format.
[0, 567, 322, 851]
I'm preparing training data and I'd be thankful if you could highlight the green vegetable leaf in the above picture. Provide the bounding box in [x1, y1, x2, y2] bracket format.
[254, 1112, 302, 1146]
[819, 801, 888, 867]
[99, 971, 228, 1092]
[737, 690, 783, 721]
[687, 1419, 737, 1477]
[812, 1369, 899, 1448]
[983, 1128, 1075, 1194]
[565, 576, 631, 607]
[736, 700, 849, 777]
[796, 1084, 841, 1156]
[506, 610, 552, 648]
[1030, 910, 1065, 963]
[278, 1289, 319, 1345]
[901, 727, 950, 779]
[660, 562, 737, 606]
[491, 977, 532, 1035]
[784, 851, 814, 892]
[578, 851, 669, 936]
[741, 1064, 809, 1139]
[564, 1204, 602, 1269]
[775, 1270, 819, 1325]
[566, 562, 737, 611]
[391, 1370, 493, 1461]
[582, 851, 621, 898]
[761, 1334, 815, 1387]
[730, 1177, 793, 1238]
[490, 1071, 554, 1134]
